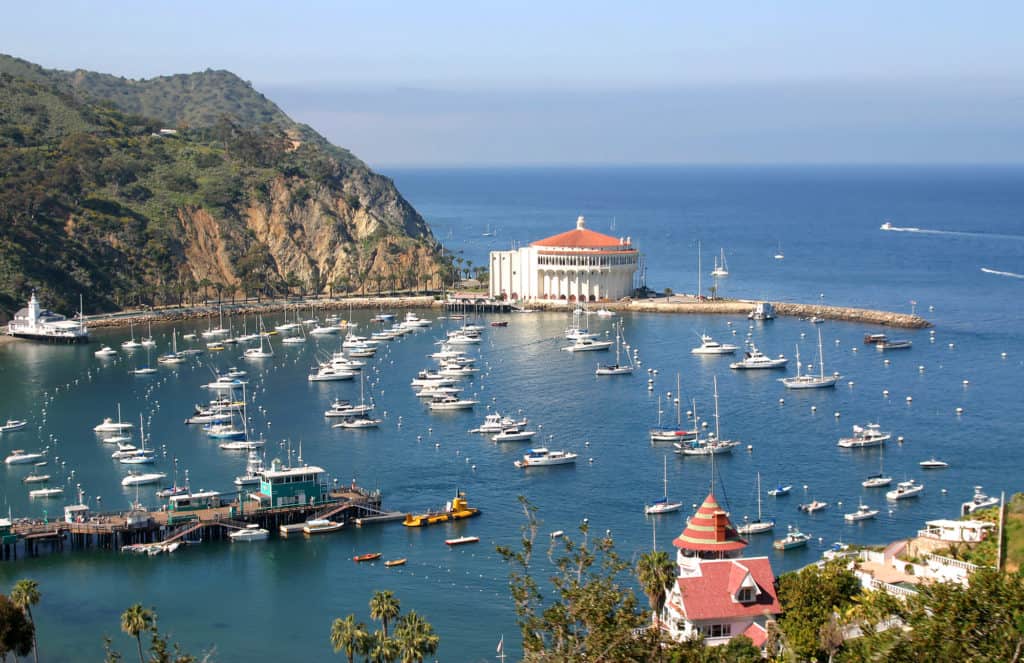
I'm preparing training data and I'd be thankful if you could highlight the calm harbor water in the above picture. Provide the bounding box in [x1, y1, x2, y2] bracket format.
[1, 166, 1022, 661]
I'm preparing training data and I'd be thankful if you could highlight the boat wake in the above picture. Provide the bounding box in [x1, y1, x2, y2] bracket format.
[981, 267, 1024, 279]
[881, 224, 1024, 242]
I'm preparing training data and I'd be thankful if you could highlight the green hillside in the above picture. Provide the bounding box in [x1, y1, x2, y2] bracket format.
[0, 55, 444, 318]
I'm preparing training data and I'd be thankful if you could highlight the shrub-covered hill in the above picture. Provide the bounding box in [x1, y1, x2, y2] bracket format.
[0, 54, 445, 317]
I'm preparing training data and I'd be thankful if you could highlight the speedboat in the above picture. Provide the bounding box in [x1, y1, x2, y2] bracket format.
[594, 308, 616, 317]
[415, 385, 462, 398]
[309, 325, 340, 336]
[837, 424, 891, 448]
[429, 395, 478, 411]
[445, 536, 480, 546]
[880, 221, 893, 231]
[962, 486, 1000, 515]
[0, 419, 28, 432]
[94, 346, 118, 357]
[691, 333, 738, 355]
[308, 366, 355, 382]
[886, 479, 924, 500]
[332, 416, 382, 429]
[130, 367, 158, 375]
[219, 439, 265, 451]
[110, 443, 139, 459]
[324, 400, 375, 418]
[5, 449, 46, 465]
[767, 484, 792, 497]
[562, 337, 613, 352]
[919, 458, 949, 469]
[469, 412, 528, 434]
[514, 448, 578, 468]
[119, 452, 156, 465]
[402, 312, 432, 328]
[229, 524, 270, 542]
[798, 500, 828, 513]
[844, 504, 880, 522]
[729, 344, 787, 369]
[94, 415, 133, 433]
[22, 471, 51, 484]
[491, 426, 536, 442]
[204, 377, 247, 390]
[28, 487, 64, 498]
[877, 339, 912, 350]
[773, 526, 811, 550]
[303, 519, 343, 535]
[121, 472, 167, 487]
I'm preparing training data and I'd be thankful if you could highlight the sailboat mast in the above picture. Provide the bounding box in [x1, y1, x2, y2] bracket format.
[676, 373, 682, 427]
[817, 328, 826, 379]
[756, 472, 762, 520]
[712, 376, 721, 441]
[662, 455, 669, 499]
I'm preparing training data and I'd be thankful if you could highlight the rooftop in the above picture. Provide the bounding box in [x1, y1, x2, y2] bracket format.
[673, 492, 748, 553]
[531, 216, 633, 249]
[675, 557, 781, 621]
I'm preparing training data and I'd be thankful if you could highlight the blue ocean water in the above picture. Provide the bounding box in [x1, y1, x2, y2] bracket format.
[1, 166, 1022, 662]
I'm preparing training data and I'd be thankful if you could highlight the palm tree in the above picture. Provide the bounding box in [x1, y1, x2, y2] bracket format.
[369, 590, 401, 638]
[330, 614, 368, 663]
[367, 629, 399, 663]
[393, 610, 439, 663]
[636, 550, 676, 627]
[10, 579, 40, 663]
[120, 603, 154, 663]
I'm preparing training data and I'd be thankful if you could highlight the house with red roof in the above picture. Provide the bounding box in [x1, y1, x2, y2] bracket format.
[659, 492, 783, 649]
[488, 216, 640, 302]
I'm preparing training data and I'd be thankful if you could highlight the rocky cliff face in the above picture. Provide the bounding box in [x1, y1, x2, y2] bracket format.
[0, 55, 446, 315]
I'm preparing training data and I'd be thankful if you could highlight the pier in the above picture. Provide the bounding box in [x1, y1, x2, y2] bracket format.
[0, 486, 386, 561]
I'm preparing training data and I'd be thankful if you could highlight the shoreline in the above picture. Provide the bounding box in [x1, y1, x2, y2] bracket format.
[4, 294, 930, 334]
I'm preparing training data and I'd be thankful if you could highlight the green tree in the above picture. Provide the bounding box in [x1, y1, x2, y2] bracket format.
[330, 614, 369, 663]
[393, 610, 439, 663]
[0, 594, 34, 662]
[120, 603, 154, 663]
[777, 560, 861, 662]
[497, 496, 648, 662]
[367, 629, 399, 663]
[636, 550, 676, 628]
[9, 579, 40, 663]
[369, 590, 401, 638]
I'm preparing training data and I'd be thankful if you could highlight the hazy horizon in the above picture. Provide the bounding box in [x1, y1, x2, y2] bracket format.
[3, 2, 1022, 167]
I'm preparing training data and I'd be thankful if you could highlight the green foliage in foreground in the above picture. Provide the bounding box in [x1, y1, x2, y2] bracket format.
[330, 591, 439, 663]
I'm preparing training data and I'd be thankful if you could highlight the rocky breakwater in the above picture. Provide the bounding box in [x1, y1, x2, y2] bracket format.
[769, 302, 931, 329]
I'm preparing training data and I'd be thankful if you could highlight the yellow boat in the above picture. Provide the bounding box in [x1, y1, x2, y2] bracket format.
[207, 345, 225, 351]
[403, 491, 480, 527]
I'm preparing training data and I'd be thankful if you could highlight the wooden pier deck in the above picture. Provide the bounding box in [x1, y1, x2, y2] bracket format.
[1, 488, 386, 561]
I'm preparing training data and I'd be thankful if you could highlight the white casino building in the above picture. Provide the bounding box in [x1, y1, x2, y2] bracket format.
[488, 216, 640, 302]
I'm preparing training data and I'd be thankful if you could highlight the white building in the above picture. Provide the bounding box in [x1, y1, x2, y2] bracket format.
[489, 216, 639, 303]
[7, 292, 89, 343]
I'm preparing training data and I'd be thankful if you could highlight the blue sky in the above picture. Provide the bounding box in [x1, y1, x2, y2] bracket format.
[4, 1, 1023, 165]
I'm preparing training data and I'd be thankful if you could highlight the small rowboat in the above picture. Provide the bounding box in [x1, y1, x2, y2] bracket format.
[490, 321, 509, 327]
[445, 535, 480, 546]
[353, 552, 382, 563]
[384, 558, 407, 567]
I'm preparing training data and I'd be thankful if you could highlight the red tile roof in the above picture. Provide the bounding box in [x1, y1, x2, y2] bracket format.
[672, 492, 748, 553]
[742, 622, 769, 648]
[675, 558, 781, 622]
[531, 215, 631, 249]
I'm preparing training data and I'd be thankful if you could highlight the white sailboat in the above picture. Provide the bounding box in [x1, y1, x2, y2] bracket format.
[157, 328, 185, 364]
[121, 319, 142, 349]
[774, 242, 784, 260]
[780, 327, 839, 389]
[864, 446, 897, 487]
[650, 375, 698, 442]
[243, 317, 274, 359]
[676, 377, 740, 456]
[736, 473, 775, 534]
[710, 248, 729, 277]
[644, 456, 682, 514]
[595, 321, 634, 375]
